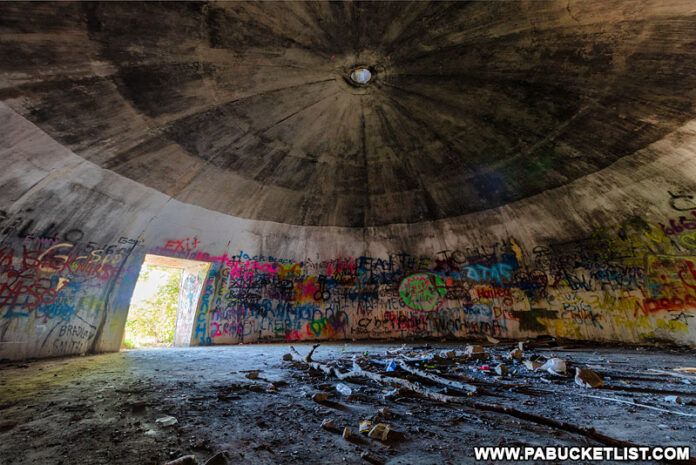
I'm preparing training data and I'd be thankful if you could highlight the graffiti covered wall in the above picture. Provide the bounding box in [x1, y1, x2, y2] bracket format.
[174, 265, 208, 347]
[154, 214, 696, 347]
[1, 104, 696, 360]
[0, 230, 140, 358]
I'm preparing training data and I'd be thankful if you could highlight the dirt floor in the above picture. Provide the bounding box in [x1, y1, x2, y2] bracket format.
[0, 341, 695, 465]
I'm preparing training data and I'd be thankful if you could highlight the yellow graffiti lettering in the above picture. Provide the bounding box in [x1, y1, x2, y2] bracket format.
[38, 243, 74, 271]
[656, 318, 688, 332]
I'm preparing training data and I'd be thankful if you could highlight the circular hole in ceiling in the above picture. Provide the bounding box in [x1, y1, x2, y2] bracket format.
[350, 68, 372, 84]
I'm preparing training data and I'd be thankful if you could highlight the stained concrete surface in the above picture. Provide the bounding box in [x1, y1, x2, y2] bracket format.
[2, 1, 696, 226]
[3, 28, 696, 360]
[0, 343, 694, 465]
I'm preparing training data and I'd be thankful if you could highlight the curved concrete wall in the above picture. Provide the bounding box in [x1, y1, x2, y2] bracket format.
[1, 103, 696, 360]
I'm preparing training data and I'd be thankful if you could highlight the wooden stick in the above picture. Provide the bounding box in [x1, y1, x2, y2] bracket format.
[396, 360, 478, 393]
[305, 343, 320, 363]
[288, 345, 696, 465]
[289, 345, 465, 403]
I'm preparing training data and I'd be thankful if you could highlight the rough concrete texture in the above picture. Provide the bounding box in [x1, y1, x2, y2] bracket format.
[2, 2, 696, 227]
[1, 1, 696, 360]
[0, 343, 695, 465]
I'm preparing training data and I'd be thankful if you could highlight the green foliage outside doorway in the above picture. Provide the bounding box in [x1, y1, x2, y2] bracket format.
[123, 265, 182, 348]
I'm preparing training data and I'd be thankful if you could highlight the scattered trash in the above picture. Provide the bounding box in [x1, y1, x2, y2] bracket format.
[282, 353, 293, 361]
[312, 392, 329, 403]
[385, 361, 398, 372]
[439, 350, 456, 359]
[367, 423, 391, 441]
[574, 368, 603, 388]
[486, 335, 500, 344]
[523, 360, 543, 371]
[537, 358, 566, 376]
[664, 395, 684, 405]
[495, 364, 509, 376]
[144, 429, 158, 436]
[387, 344, 407, 355]
[321, 418, 335, 430]
[284, 342, 689, 458]
[377, 407, 392, 420]
[674, 367, 696, 373]
[465, 345, 485, 357]
[361, 451, 385, 465]
[165, 455, 198, 465]
[155, 416, 178, 427]
[336, 383, 352, 396]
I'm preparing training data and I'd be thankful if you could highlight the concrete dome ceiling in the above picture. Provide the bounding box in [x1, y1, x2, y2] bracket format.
[1, 1, 695, 227]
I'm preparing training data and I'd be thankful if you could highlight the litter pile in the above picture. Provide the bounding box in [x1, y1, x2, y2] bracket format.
[284, 340, 696, 465]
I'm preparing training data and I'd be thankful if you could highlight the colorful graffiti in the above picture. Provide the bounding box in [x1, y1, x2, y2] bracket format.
[399, 273, 447, 311]
[0, 208, 141, 358]
[143, 214, 696, 347]
[3, 200, 696, 359]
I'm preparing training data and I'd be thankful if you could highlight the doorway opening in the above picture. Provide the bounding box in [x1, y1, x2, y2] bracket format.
[123, 254, 210, 349]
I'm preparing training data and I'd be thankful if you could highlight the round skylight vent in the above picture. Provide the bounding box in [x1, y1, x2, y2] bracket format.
[350, 68, 372, 84]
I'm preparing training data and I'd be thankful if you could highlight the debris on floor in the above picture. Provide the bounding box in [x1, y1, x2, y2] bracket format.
[155, 416, 179, 427]
[284, 341, 696, 463]
[321, 418, 335, 430]
[664, 395, 683, 404]
[360, 451, 385, 465]
[537, 357, 566, 375]
[2, 343, 695, 465]
[575, 367, 604, 388]
[335, 383, 352, 396]
[366, 423, 391, 441]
